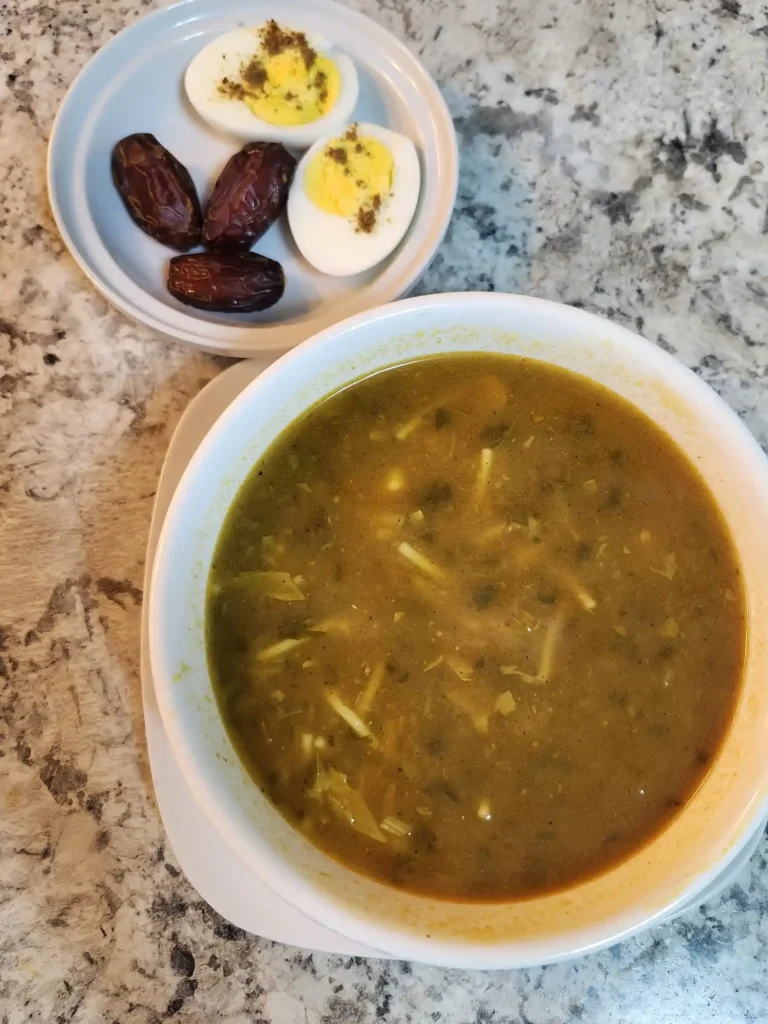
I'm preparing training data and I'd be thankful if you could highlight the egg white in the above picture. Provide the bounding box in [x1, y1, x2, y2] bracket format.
[185, 27, 359, 147]
[287, 123, 422, 277]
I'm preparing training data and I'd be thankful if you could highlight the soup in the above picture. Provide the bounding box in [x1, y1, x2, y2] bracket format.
[206, 355, 745, 901]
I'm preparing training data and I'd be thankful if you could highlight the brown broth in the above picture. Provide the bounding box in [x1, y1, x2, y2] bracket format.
[206, 355, 746, 901]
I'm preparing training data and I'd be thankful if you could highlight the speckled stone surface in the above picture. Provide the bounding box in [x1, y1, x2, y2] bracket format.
[2, 0, 768, 1019]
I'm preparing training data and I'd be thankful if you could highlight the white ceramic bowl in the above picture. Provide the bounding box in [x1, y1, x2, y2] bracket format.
[149, 293, 768, 968]
[47, 0, 458, 357]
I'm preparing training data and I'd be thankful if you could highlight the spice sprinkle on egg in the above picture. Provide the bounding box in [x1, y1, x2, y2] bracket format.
[185, 21, 359, 147]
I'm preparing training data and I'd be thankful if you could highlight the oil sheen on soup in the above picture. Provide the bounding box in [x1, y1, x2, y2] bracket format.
[206, 355, 745, 901]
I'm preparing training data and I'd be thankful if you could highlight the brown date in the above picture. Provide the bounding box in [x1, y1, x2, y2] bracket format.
[202, 142, 296, 251]
[112, 134, 202, 251]
[167, 252, 285, 313]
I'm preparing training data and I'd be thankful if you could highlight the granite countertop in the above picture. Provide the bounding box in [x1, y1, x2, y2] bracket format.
[2, 0, 768, 1019]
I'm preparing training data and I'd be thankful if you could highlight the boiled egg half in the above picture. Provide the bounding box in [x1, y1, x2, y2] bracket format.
[185, 21, 358, 147]
[288, 123, 421, 276]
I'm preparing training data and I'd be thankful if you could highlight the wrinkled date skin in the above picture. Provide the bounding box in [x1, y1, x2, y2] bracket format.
[112, 134, 202, 251]
[167, 252, 285, 312]
[202, 142, 296, 251]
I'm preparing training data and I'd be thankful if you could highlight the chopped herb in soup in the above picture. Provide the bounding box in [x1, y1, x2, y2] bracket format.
[206, 355, 745, 901]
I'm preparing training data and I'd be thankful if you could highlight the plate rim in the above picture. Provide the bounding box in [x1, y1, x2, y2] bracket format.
[46, 0, 459, 357]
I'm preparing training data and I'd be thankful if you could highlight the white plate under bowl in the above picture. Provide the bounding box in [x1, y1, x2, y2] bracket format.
[140, 357, 767, 960]
[47, 0, 458, 357]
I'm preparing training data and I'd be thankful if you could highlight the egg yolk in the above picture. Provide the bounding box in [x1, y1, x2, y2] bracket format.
[305, 133, 394, 231]
[241, 48, 341, 126]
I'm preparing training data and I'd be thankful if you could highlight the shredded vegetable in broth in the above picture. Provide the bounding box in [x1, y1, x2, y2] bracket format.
[206, 355, 745, 901]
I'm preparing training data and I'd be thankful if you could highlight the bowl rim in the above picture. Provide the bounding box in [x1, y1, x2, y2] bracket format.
[149, 291, 768, 967]
[46, 0, 459, 357]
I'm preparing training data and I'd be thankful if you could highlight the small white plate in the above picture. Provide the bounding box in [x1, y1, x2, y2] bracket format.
[48, 0, 458, 357]
[140, 359, 765, 956]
